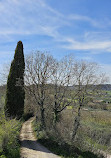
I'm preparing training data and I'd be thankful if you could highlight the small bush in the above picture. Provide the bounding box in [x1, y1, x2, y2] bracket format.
[0, 117, 21, 158]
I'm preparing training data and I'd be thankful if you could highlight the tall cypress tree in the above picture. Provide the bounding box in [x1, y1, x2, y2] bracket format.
[5, 41, 25, 119]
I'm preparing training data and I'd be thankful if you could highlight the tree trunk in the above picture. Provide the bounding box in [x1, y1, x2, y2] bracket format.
[53, 109, 58, 125]
[40, 107, 45, 129]
[72, 104, 81, 141]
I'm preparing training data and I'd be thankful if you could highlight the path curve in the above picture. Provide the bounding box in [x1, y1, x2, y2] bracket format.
[20, 117, 61, 158]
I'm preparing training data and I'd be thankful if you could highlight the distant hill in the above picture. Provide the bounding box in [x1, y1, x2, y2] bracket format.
[68, 84, 111, 91]
[95, 84, 111, 91]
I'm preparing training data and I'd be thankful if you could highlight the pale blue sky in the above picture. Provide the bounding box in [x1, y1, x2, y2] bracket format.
[0, 0, 111, 83]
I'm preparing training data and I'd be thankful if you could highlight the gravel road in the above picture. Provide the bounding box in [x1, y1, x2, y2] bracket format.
[20, 117, 61, 158]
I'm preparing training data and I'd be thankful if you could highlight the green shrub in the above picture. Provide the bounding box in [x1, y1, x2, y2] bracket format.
[0, 118, 21, 158]
[0, 155, 6, 158]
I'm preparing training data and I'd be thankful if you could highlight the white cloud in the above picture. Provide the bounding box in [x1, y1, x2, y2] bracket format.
[0, 0, 65, 37]
[69, 14, 111, 28]
[63, 38, 111, 51]
[107, 48, 111, 52]
[0, 0, 111, 54]
[68, 14, 100, 27]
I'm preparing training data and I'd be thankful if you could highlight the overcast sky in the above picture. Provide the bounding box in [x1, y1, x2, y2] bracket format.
[0, 0, 111, 83]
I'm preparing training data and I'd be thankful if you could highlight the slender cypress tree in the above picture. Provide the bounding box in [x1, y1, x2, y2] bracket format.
[5, 41, 25, 119]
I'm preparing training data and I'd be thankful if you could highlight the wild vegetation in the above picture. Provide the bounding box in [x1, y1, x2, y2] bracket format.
[0, 42, 110, 158]
[0, 88, 21, 158]
[0, 41, 25, 157]
[24, 51, 109, 157]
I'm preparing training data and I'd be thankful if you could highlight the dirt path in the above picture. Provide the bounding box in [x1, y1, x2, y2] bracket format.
[20, 118, 61, 158]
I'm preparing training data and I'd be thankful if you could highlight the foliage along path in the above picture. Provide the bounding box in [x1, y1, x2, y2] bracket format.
[20, 117, 61, 158]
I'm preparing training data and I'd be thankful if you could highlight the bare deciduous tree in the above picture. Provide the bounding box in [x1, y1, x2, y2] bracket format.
[50, 55, 74, 125]
[71, 61, 107, 141]
[25, 51, 55, 128]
